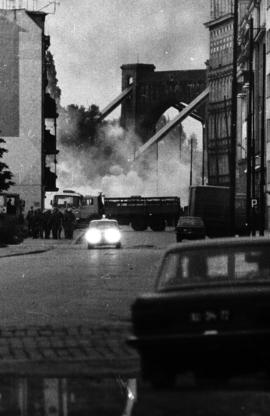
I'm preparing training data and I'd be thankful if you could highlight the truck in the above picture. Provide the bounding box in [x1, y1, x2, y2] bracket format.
[0, 192, 25, 244]
[189, 185, 249, 237]
[50, 190, 102, 226]
[51, 191, 181, 231]
[104, 196, 181, 231]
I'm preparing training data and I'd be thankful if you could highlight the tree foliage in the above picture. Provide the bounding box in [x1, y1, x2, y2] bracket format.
[58, 104, 102, 149]
[0, 138, 14, 192]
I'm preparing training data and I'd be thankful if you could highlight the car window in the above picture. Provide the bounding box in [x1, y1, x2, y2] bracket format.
[157, 246, 270, 290]
[178, 217, 204, 227]
[89, 221, 118, 229]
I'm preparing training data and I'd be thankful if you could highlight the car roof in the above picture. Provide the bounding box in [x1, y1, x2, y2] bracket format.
[177, 216, 204, 225]
[90, 219, 118, 224]
[165, 236, 270, 255]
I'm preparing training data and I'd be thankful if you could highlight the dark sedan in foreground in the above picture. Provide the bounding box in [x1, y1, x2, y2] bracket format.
[128, 238, 270, 387]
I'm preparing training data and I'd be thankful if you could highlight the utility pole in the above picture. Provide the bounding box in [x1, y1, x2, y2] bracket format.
[202, 124, 205, 185]
[190, 135, 193, 186]
[230, 0, 238, 236]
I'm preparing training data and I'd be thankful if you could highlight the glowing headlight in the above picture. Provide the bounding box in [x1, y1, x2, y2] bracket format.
[104, 228, 121, 244]
[85, 228, 102, 244]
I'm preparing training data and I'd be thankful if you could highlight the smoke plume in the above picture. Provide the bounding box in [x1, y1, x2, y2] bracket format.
[54, 109, 202, 207]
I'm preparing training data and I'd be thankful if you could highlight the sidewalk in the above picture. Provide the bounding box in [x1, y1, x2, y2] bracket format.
[0, 238, 65, 258]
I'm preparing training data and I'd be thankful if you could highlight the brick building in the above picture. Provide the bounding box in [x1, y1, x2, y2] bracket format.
[0, 8, 58, 212]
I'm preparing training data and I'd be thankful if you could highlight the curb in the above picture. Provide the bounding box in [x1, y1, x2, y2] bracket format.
[0, 247, 54, 259]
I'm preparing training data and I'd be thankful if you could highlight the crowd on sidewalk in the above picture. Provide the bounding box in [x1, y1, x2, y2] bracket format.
[26, 206, 76, 240]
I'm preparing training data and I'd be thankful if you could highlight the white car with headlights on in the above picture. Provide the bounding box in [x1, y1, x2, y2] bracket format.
[85, 218, 122, 249]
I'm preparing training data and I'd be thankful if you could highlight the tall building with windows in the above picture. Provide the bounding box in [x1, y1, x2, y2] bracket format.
[205, 0, 250, 186]
[208, 0, 270, 230]
[0, 8, 58, 212]
[232, 0, 270, 233]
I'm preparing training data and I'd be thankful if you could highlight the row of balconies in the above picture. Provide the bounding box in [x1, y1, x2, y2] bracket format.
[44, 78, 58, 191]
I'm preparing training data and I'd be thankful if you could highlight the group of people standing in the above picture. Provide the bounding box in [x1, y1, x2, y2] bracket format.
[26, 206, 76, 239]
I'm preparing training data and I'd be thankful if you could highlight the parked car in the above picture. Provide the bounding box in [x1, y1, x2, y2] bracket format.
[128, 237, 270, 387]
[84, 218, 122, 249]
[175, 216, 206, 242]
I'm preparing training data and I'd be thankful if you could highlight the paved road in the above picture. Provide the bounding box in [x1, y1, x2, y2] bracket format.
[0, 227, 176, 327]
[1, 229, 270, 415]
[0, 227, 175, 376]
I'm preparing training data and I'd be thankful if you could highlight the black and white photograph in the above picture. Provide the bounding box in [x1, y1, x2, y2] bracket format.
[0, 0, 270, 414]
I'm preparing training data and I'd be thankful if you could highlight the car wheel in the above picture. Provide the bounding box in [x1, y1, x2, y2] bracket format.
[131, 218, 148, 231]
[149, 216, 166, 232]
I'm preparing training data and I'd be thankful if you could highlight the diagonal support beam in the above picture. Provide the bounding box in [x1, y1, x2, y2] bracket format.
[173, 102, 204, 123]
[98, 85, 133, 121]
[134, 87, 209, 159]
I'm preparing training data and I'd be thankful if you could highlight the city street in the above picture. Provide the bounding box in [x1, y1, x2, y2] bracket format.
[0, 226, 175, 327]
[2, 228, 270, 415]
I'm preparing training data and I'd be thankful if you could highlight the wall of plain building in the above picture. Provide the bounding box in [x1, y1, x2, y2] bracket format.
[0, 9, 43, 212]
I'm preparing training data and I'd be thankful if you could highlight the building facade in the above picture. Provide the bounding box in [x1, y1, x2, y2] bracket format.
[237, 0, 267, 230]
[206, 0, 250, 186]
[0, 8, 58, 212]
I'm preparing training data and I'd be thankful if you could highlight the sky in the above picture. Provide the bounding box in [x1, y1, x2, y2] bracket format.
[42, 0, 210, 202]
[45, 0, 210, 111]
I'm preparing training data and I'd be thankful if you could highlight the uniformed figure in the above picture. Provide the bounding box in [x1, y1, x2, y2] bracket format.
[51, 208, 63, 239]
[63, 208, 76, 239]
[97, 192, 105, 216]
[43, 209, 52, 239]
[31, 210, 41, 239]
[26, 206, 34, 236]
[37, 209, 44, 238]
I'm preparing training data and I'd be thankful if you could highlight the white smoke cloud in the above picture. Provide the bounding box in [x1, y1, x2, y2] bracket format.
[51, 119, 202, 208]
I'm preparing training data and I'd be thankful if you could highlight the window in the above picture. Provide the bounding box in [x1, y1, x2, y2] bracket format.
[218, 154, 229, 175]
[267, 119, 270, 143]
[267, 74, 270, 98]
[267, 30, 270, 53]
[267, 160, 270, 184]
[157, 246, 270, 291]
